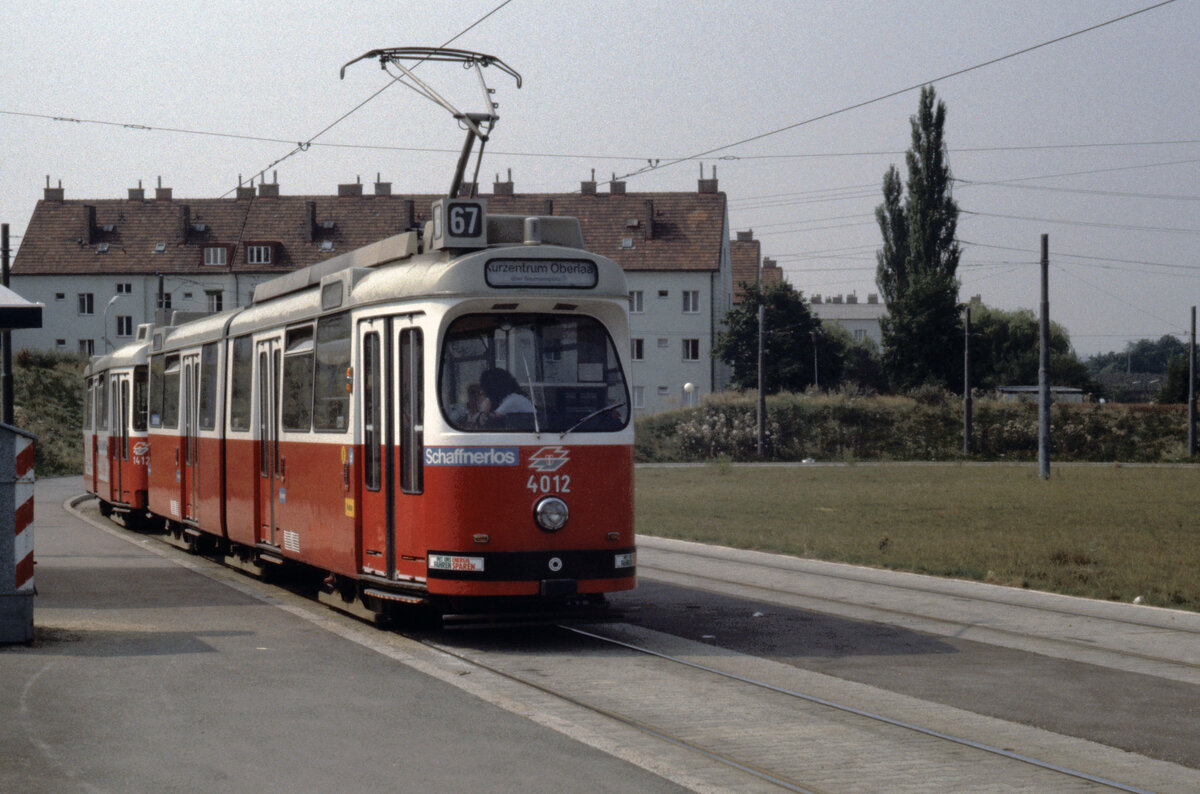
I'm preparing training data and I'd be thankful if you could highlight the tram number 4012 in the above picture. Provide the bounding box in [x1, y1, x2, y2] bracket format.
[527, 474, 571, 494]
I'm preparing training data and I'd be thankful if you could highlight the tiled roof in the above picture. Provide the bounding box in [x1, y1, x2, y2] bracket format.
[13, 186, 728, 276]
[730, 237, 783, 304]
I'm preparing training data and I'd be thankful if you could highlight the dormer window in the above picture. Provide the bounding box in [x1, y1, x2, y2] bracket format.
[154, 242, 166, 253]
[203, 246, 227, 266]
[319, 240, 335, 252]
[101, 224, 115, 233]
[96, 243, 110, 254]
[247, 244, 272, 265]
[621, 237, 634, 249]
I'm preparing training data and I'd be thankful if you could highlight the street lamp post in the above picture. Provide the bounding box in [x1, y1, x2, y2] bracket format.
[103, 294, 124, 352]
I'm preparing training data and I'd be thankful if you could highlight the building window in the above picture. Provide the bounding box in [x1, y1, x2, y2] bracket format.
[78, 293, 94, 315]
[207, 291, 223, 313]
[682, 290, 700, 313]
[55, 339, 66, 350]
[629, 290, 644, 313]
[78, 339, 94, 356]
[116, 316, 133, 337]
[632, 386, 644, 409]
[157, 292, 172, 310]
[621, 237, 634, 250]
[683, 338, 700, 361]
[657, 338, 669, 349]
[656, 385, 670, 396]
[203, 246, 227, 266]
[854, 329, 867, 342]
[631, 338, 644, 361]
[55, 293, 65, 301]
[658, 290, 668, 299]
[116, 282, 132, 294]
[247, 245, 272, 265]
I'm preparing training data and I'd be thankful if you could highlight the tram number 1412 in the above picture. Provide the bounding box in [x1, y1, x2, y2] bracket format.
[527, 474, 571, 494]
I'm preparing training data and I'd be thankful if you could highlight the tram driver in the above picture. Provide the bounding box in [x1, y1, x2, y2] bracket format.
[479, 368, 536, 430]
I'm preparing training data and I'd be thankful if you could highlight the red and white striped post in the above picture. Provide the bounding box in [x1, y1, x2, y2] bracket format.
[1, 424, 36, 643]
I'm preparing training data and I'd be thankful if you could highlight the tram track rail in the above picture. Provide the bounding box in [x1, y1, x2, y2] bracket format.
[416, 622, 1163, 793]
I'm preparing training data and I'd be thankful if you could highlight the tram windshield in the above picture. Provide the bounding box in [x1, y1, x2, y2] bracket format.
[440, 313, 630, 433]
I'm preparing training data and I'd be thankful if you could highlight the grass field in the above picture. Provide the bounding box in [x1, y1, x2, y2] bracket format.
[635, 462, 1200, 612]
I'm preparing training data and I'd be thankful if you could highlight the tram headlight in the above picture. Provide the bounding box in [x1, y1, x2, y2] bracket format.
[534, 496, 569, 532]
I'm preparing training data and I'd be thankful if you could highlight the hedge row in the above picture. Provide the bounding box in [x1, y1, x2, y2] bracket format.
[635, 391, 1193, 463]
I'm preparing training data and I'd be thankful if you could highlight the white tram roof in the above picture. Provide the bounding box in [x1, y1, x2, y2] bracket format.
[85, 324, 154, 376]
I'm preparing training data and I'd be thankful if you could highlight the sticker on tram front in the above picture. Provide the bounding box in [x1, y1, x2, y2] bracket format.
[429, 554, 485, 572]
[424, 446, 519, 466]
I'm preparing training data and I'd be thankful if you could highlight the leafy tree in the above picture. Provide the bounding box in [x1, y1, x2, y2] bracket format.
[1156, 354, 1197, 404]
[823, 323, 888, 393]
[1087, 336, 1188, 376]
[968, 304, 1097, 393]
[875, 85, 963, 390]
[714, 281, 835, 394]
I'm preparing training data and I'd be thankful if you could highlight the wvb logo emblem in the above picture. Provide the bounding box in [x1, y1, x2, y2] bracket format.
[528, 446, 569, 472]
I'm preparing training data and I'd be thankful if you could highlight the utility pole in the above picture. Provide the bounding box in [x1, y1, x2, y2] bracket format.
[1189, 306, 1196, 457]
[1038, 234, 1050, 480]
[963, 305, 972, 455]
[1, 224, 12, 425]
[756, 303, 765, 457]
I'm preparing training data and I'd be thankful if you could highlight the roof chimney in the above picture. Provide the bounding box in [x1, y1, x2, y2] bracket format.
[373, 172, 391, 197]
[610, 173, 626, 195]
[493, 169, 514, 196]
[155, 176, 173, 201]
[698, 163, 719, 194]
[129, 179, 145, 202]
[736, 229, 754, 242]
[581, 168, 597, 195]
[337, 178, 363, 197]
[236, 175, 255, 201]
[43, 176, 64, 202]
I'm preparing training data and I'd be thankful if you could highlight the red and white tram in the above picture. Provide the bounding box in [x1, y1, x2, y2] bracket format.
[83, 325, 153, 527]
[86, 198, 636, 620]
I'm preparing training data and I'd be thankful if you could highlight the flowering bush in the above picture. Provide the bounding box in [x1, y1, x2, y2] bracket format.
[635, 390, 1192, 463]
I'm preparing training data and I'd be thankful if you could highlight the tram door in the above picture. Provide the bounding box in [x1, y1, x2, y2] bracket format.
[96, 374, 110, 491]
[256, 338, 282, 547]
[180, 352, 201, 522]
[357, 318, 424, 578]
[110, 373, 131, 504]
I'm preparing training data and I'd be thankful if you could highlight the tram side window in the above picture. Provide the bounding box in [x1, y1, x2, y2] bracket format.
[150, 354, 181, 429]
[83, 378, 93, 431]
[198, 342, 219, 431]
[282, 324, 314, 432]
[229, 335, 253, 431]
[97, 374, 109, 431]
[362, 332, 382, 492]
[133, 366, 148, 432]
[400, 328, 424, 494]
[313, 312, 350, 432]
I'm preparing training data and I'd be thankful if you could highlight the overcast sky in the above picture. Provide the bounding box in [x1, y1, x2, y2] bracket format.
[2, 0, 1197, 356]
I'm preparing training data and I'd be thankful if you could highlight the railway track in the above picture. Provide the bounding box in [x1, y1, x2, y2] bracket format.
[71, 498, 1200, 791]
[420, 622, 1167, 793]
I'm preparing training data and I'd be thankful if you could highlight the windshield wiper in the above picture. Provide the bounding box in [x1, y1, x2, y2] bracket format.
[560, 400, 626, 438]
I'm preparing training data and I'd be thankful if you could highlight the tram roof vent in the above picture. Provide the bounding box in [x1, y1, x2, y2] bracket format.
[487, 214, 584, 249]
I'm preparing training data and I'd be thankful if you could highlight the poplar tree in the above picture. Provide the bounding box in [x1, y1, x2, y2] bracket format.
[875, 86, 962, 390]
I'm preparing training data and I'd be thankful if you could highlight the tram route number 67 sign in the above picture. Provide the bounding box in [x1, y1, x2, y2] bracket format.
[431, 197, 487, 250]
